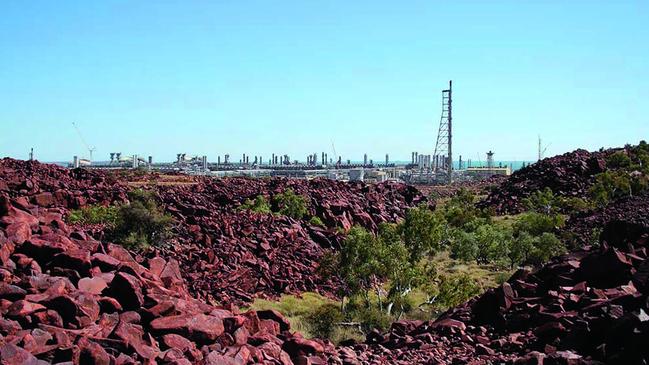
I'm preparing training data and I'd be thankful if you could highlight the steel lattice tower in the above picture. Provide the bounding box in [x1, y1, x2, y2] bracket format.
[433, 80, 452, 183]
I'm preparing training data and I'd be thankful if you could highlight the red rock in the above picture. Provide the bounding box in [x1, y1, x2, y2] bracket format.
[5, 222, 31, 244]
[91, 253, 121, 271]
[0, 283, 27, 300]
[150, 313, 225, 343]
[78, 277, 108, 294]
[205, 352, 239, 365]
[476, 344, 495, 355]
[113, 321, 159, 360]
[282, 337, 324, 358]
[514, 351, 545, 365]
[107, 272, 143, 310]
[33, 192, 54, 207]
[6, 300, 45, 318]
[77, 337, 111, 365]
[0, 343, 48, 365]
[161, 334, 194, 351]
[49, 249, 91, 274]
[257, 309, 291, 332]
[429, 318, 466, 332]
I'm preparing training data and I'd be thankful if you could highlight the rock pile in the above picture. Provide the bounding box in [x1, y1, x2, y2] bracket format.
[0, 158, 127, 209]
[415, 175, 506, 201]
[2, 158, 426, 305]
[331, 193, 649, 364]
[479, 149, 607, 214]
[566, 192, 649, 246]
[0, 193, 331, 364]
[156, 177, 426, 304]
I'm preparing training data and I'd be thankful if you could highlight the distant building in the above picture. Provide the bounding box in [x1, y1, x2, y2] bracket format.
[364, 170, 388, 183]
[465, 166, 511, 177]
[348, 169, 365, 181]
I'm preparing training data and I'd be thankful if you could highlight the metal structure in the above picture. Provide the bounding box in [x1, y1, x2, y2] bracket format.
[538, 135, 550, 161]
[72, 122, 96, 162]
[487, 150, 494, 169]
[433, 80, 453, 183]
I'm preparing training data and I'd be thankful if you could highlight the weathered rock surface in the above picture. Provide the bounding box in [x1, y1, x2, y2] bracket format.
[0, 192, 323, 364]
[154, 177, 426, 304]
[479, 149, 607, 214]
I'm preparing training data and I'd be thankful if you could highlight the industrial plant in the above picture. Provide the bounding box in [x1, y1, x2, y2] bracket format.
[63, 81, 516, 184]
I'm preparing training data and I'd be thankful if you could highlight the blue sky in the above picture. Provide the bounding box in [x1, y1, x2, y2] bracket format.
[1, 1, 647, 162]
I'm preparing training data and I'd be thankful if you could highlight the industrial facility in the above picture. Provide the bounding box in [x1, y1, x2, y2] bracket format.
[63, 81, 517, 184]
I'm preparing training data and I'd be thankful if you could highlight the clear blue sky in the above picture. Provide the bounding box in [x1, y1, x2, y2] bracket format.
[1, 1, 647, 163]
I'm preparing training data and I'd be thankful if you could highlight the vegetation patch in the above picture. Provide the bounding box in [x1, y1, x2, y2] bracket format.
[66, 189, 173, 251]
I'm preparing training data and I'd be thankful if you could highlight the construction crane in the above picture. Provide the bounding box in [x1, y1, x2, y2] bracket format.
[330, 140, 338, 165]
[72, 122, 96, 162]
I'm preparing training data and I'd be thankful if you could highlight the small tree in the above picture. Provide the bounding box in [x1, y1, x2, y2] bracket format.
[449, 229, 479, 262]
[309, 216, 325, 227]
[433, 273, 481, 310]
[403, 205, 444, 263]
[528, 232, 565, 265]
[112, 189, 173, 250]
[508, 231, 535, 269]
[474, 223, 512, 266]
[338, 226, 383, 306]
[443, 188, 478, 228]
[590, 171, 632, 207]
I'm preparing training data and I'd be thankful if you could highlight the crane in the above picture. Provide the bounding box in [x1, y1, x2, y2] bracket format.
[72, 122, 96, 162]
[330, 140, 337, 165]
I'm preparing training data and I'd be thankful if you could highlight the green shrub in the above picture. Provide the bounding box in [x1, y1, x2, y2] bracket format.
[309, 216, 325, 227]
[443, 189, 478, 228]
[112, 189, 173, 250]
[434, 273, 481, 310]
[240, 195, 272, 214]
[347, 303, 393, 333]
[522, 187, 557, 214]
[528, 232, 566, 265]
[449, 229, 478, 262]
[67, 205, 119, 225]
[273, 189, 308, 220]
[305, 304, 344, 339]
[558, 196, 593, 213]
[403, 205, 444, 263]
[495, 272, 511, 285]
[606, 151, 632, 169]
[508, 232, 536, 268]
[474, 224, 512, 266]
[513, 212, 564, 237]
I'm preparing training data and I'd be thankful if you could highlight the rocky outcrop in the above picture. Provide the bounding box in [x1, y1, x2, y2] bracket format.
[479, 149, 607, 214]
[0, 193, 328, 364]
[155, 177, 426, 305]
